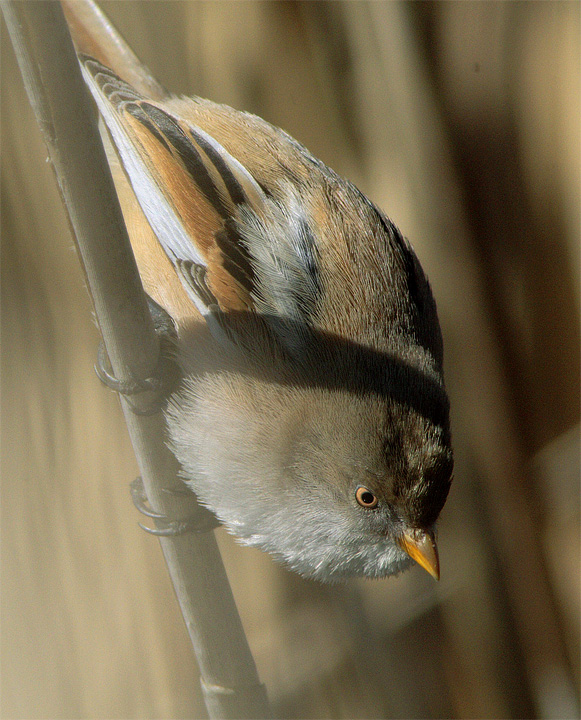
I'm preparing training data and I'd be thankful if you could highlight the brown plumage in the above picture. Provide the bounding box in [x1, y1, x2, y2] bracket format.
[61, 0, 453, 582]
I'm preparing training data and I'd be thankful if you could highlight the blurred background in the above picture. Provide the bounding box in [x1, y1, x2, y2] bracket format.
[2, 2, 579, 718]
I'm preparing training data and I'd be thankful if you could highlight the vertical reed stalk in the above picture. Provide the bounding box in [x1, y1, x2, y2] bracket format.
[2, 2, 269, 717]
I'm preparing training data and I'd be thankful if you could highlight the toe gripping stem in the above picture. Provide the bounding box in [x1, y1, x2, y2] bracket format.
[94, 297, 180, 415]
[130, 477, 220, 536]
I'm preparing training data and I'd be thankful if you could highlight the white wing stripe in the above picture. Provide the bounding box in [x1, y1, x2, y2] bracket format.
[80, 64, 206, 268]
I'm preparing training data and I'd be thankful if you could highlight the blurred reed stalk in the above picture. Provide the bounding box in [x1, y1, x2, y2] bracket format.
[1, 2, 269, 717]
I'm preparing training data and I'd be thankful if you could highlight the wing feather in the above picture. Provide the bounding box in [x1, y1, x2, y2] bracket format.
[78, 57, 271, 313]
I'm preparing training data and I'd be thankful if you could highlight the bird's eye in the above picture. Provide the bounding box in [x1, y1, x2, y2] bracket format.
[355, 486, 379, 508]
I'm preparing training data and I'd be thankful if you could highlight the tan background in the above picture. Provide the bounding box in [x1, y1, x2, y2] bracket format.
[2, 2, 579, 718]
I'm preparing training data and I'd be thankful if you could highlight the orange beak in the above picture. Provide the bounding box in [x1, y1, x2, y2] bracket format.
[397, 529, 440, 580]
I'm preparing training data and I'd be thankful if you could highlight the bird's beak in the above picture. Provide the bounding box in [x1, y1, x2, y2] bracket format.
[397, 529, 440, 580]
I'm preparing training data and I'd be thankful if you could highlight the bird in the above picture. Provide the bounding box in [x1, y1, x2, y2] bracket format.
[62, 0, 453, 582]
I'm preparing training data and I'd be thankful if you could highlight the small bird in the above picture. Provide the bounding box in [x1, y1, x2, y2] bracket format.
[62, 0, 453, 582]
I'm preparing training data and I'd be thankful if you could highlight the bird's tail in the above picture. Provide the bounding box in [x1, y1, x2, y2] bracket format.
[60, 0, 167, 100]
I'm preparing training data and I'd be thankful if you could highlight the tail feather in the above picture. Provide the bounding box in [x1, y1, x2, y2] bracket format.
[61, 0, 167, 100]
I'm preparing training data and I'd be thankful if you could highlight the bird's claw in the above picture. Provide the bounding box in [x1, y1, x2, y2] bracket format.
[130, 477, 220, 536]
[94, 297, 180, 415]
